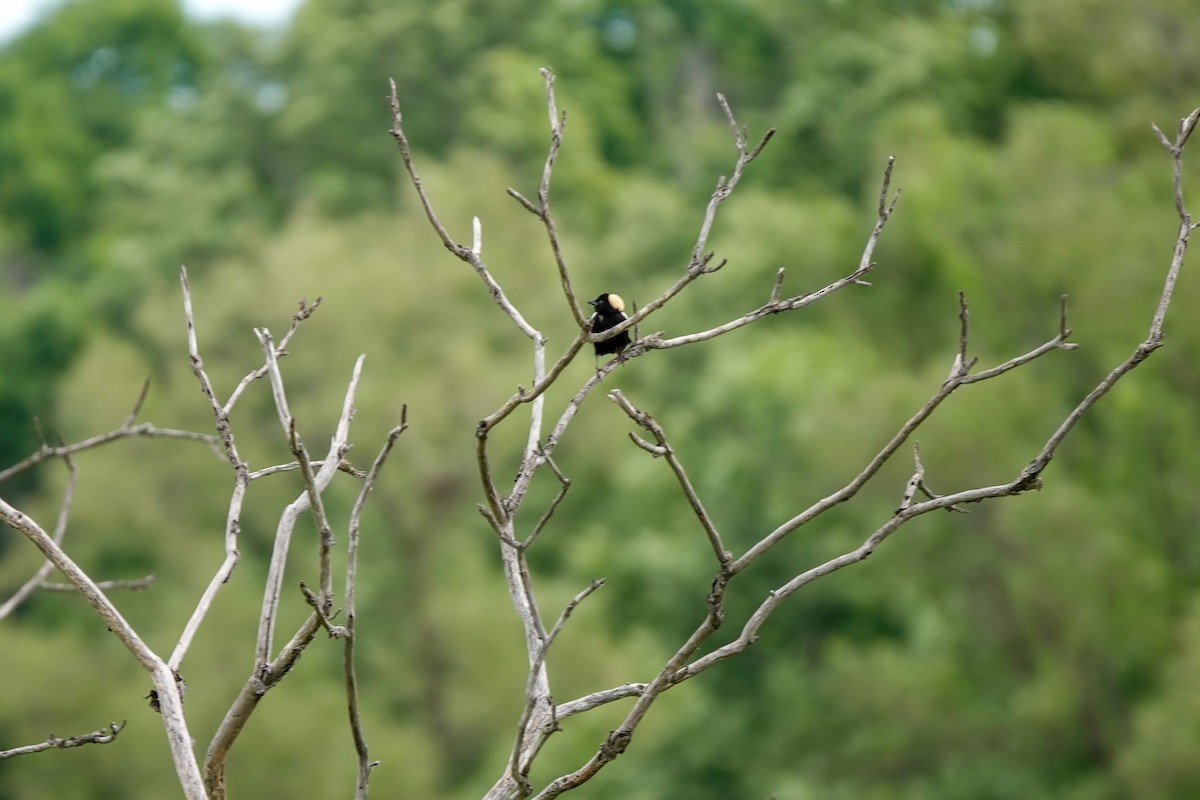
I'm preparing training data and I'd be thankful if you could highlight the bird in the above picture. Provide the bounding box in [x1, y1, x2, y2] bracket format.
[588, 292, 632, 358]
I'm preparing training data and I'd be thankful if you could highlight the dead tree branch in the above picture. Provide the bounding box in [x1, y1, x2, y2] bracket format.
[527, 107, 1197, 797]
[387, 69, 924, 800]
[0, 721, 126, 759]
[389, 69, 1199, 798]
[0, 499, 205, 798]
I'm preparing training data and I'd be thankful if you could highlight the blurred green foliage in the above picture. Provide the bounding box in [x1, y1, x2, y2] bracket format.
[2, 0, 1200, 798]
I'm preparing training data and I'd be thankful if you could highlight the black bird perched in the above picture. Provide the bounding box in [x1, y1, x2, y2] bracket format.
[588, 292, 632, 357]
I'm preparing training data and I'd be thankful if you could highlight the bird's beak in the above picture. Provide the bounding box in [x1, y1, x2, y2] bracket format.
[587, 299, 598, 307]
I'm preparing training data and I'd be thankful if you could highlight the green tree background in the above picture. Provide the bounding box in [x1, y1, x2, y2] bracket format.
[2, 0, 1200, 797]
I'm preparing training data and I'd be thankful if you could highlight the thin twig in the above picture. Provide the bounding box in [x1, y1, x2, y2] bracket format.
[389, 78, 541, 340]
[508, 579, 605, 794]
[254, 352, 363, 669]
[223, 297, 322, 415]
[300, 582, 346, 637]
[171, 266, 253, 671]
[523, 454, 571, 549]
[587, 95, 778, 347]
[39, 575, 155, 592]
[637, 156, 897, 352]
[342, 415, 408, 799]
[0, 423, 220, 485]
[507, 68, 585, 328]
[0, 721, 126, 759]
[897, 442, 925, 512]
[290, 421, 337, 614]
[609, 390, 731, 567]
[248, 460, 367, 480]
[0, 448, 77, 620]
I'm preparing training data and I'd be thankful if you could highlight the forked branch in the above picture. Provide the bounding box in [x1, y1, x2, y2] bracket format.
[522, 106, 1199, 800]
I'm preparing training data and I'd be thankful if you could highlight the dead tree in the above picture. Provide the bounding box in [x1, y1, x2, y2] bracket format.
[387, 72, 1198, 799]
[1, 66, 1196, 799]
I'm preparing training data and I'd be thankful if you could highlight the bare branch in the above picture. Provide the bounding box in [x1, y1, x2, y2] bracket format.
[0, 499, 203, 797]
[897, 442, 925, 512]
[388, 80, 467, 258]
[0, 421, 220, 485]
[610, 390, 731, 567]
[583, 93, 779, 347]
[634, 156, 898, 353]
[962, 327, 1076, 383]
[733, 296, 1079, 574]
[205, 614, 322, 799]
[523, 454, 571, 549]
[291, 422, 337, 614]
[0, 448, 77, 620]
[181, 267, 243, 472]
[39, 575, 155, 592]
[555, 684, 648, 720]
[507, 67, 585, 328]
[248, 459, 367, 480]
[955, 291, 972, 376]
[300, 582, 347, 637]
[508, 579, 605, 793]
[122, 377, 152, 428]
[478, 333, 589, 434]
[224, 296, 322, 415]
[342, 416, 408, 799]
[530, 588, 726, 799]
[646, 258, 876, 350]
[670, 107, 1200, 696]
[1147, 107, 1198, 339]
[769, 267, 786, 304]
[254, 352, 363, 669]
[389, 79, 541, 340]
[195, 318, 375, 800]
[1153, 107, 1200, 218]
[171, 266, 253, 672]
[0, 721, 125, 759]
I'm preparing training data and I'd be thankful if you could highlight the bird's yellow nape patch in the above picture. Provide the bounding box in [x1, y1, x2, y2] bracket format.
[607, 293, 625, 312]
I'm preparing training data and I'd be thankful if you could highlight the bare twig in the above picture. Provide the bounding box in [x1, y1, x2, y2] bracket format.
[637, 157, 898, 351]
[388, 79, 541, 341]
[555, 683, 648, 720]
[609, 390, 731, 567]
[523, 454, 571, 549]
[0, 448, 78, 620]
[0, 500, 203, 798]
[291, 421, 337, 614]
[171, 266, 253, 672]
[897, 442, 925, 512]
[507, 67, 585, 328]
[588, 94, 778, 347]
[38, 575, 155, 592]
[508, 579, 605, 795]
[1010, 109, 1197, 491]
[0, 721, 126, 759]
[254, 351, 363, 669]
[223, 297, 322, 415]
[342, 415, 408, 799]
[249, 459, 367, 480]
[0, 419, 220, 485]
[300, 582, 346, 637]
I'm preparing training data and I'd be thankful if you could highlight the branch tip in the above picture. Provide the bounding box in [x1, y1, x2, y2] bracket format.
[957, 291, 970, 370]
